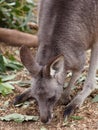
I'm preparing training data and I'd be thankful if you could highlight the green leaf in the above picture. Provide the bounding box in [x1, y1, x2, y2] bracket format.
[92, 95, 98, 103]
[20, 9, 32, 27]
[5, 61, 23, 70]
[0, 0, 37, 33]
[15, 101, 30, 108]
[7, 2, 16, 6]
[0, 113, 24, 123]
[14, 1, 21, 8]
[0, 113, 39, 123]
[71, 116, 83, 120]
[76, 75, 86, 84]
[2, 82, 14, 89]
[0, 78, 2, 83]
[0, 82, 14, 96]
[7, 80, 21, 84]
[40, 127, 48, 130]
[63, 82, 68, 89]
[0, 0, 5, 4]
[62, 117, 70, 127]
[6, 53, 16, 61]
[18, 80, 31, 87]
[0, 54, 6, 72]
[2, 55, 23, 71]
[24, 115, 39, 121]
[0, 75, 16, 82]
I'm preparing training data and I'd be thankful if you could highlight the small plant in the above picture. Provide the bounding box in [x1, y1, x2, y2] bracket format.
[0, 0, 37, 33]
[0, 53, 23, 96]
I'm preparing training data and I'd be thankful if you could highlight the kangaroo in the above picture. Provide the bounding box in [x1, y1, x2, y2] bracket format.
[14, 0, 98, 123]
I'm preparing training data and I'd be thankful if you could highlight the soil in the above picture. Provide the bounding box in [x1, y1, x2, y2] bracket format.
[0, 45, 98, 130]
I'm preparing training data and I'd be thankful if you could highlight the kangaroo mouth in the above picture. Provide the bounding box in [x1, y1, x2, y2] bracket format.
[41, 113, 54, 124]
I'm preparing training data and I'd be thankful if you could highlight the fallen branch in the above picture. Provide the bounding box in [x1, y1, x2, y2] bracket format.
[0, 28, 38, 47]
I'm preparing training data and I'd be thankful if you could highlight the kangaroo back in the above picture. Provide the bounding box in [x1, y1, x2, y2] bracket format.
[37, 0, 98, 67]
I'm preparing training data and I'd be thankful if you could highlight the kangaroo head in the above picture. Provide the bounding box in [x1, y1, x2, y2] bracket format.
[20, 45, 65, 123]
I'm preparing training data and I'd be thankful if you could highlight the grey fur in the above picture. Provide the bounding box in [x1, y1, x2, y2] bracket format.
[14, 0, 98, 123]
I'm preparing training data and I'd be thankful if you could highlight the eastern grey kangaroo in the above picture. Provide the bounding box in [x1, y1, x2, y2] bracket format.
[14, 0, 98, 123]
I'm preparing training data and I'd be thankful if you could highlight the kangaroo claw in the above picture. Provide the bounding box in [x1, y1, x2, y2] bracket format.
[63, 103, 78, 118]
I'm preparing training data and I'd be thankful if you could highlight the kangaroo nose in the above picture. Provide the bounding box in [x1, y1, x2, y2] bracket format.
[41, 117, 49, 124]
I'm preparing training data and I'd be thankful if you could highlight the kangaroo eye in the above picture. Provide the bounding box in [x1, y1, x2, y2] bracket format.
[48, 96, 56, 102]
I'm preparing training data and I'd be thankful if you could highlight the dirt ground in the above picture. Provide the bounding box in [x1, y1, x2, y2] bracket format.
[0, 45, 98, 130]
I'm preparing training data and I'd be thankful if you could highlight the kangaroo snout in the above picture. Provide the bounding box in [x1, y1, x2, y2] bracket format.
[41, 115, 51, 124]
[40, 111, 52, 124]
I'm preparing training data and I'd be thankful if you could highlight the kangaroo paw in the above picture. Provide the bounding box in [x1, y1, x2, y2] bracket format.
[63, 103, 78, 118]
[14, 94, 24, 105]
[63, 97, 82, 118]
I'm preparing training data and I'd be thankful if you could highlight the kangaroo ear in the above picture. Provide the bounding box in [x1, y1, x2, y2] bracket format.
[46, 55, 65, 79]
[20, 45, 40, 76]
